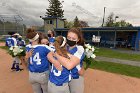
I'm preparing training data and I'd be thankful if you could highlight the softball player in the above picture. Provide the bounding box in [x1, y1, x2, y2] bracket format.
[6, 34, 23, 72]
[55, 28, 85, 93]
[48, 36, 71, 93]
[25, 28, 59, 93]
[5, 36, 17, 47]
[5, 37, 12, 47]
[67, 45, 85, 93]
[48, 30, 55, 47]
[17, 36, 26, 47]
[26, 44, 52, 93]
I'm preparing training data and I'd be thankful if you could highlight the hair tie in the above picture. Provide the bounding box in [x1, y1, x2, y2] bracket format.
[60, 37, 66, 47]
[29, 33, 39, 42]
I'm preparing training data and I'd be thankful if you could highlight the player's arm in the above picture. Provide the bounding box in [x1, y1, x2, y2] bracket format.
[47, 52, 62, 71]
[55, 46, 84, 70]
[25, 49, 33, 62]
[24, 48, 34, 68]
[25, 50, 32, 59]
[78, 65, 85, 76]
[55, 53, 80, 70]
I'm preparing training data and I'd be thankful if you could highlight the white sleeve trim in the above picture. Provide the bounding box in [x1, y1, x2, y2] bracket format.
[12, 38, 17, 46]
[26, 44, 31, 47]
[76, 64, 81, 71]
[74, 46, 84, 60]
[45, 45, 55, 52]
[22, 40, 26, 45]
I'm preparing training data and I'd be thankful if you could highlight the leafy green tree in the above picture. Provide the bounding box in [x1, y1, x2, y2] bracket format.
[65, 16, 89, 28]
[115, 20, 133, 27]
[105, 12, 114, 27]
[105, 12, 133, 27]
[73, 16, 81, 27]
[64, 20, 74, 28]
[79, 20, 89, 28]
[46, 0, 64, 18]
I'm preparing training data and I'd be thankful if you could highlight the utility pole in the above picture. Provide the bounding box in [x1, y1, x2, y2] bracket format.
[101, 7, 106, 27]
[113, 16, 119, 48]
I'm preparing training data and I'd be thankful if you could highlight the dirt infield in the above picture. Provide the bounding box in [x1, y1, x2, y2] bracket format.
[0, 44, 140, 93]
[0, 42, 5, 46]
[84, 69, 140, 93]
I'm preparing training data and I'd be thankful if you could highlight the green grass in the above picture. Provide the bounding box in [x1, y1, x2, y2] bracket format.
[0, 40, 5, 42]
[1, 45, 140, 78]
[96, 48, 140, 61]
[0, 46, 8, 50]
[90, 61, 140, 78]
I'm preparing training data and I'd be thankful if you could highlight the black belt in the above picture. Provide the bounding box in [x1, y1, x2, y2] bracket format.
[55, 83, 63, 86]
[72, 76, 79, 79]
[30, 70, 48, 73]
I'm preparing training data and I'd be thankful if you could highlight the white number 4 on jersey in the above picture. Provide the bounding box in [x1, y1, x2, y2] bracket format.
[30, 52, 41, 65]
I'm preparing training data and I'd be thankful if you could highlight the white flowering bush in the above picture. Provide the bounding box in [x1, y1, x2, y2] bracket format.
[84, 44, 96, 69]
[8, 46, 25, 57]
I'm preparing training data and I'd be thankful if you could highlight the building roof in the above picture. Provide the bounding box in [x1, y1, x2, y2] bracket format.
[55, 27, 140, 32]
[41, 16, 66, 20]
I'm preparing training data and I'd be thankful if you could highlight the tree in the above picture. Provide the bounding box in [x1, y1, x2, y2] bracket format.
[46, 0, 64, 18]
[79, 21, 89, 28]
[105, 12, 114, 27]
[113, 20, 133, 27]
[115, 20, 133, 27]
[105, 12, 133, 27]
[64, 21, 74, 28]
[65, 16, 89, 28]
[65, 20, 89, 28]
[73, 16, 81, 27]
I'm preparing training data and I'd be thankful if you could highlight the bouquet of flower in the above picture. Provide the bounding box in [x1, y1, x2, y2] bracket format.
[8, 46, 26, 57]
[83, 44, 96, 70]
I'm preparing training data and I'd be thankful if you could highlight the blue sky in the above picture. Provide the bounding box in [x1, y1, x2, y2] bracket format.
[0, 0, 140, 27]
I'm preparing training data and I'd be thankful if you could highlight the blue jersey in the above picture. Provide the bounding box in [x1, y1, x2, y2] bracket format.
[6, 37, 12, 47]
[6, 37, 17, 47]
[17, 40, 25, 47]
[26, 44, 53, 73]
[49, 64, 71, 86]
[67, 45, 85, 79]
[49, 37, 55, 43]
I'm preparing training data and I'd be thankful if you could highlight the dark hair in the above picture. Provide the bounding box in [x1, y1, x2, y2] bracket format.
[48, 30, 55, 37]
[38, 32, 48, 44]
[54, 36, 69, 58]
[26, 28, 41, 43]
[8, 32, 15, 35]
[26, 28, 37, 39]
[67, 27, 85, 46]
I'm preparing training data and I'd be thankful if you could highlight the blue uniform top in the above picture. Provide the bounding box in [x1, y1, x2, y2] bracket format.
[26, 44, 53, 73]
[17, 40, 26, 47]
[49, 37, 55, 43]
[6, 37, 17, 47]
[49, 63, 71, 86]
[5, 37, 12, 47]
[67, 45, 85, 79]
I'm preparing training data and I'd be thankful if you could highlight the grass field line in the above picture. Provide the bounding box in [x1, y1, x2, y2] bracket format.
[96, 56, 140, 67]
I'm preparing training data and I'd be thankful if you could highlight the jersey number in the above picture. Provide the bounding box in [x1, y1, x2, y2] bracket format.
[7, 41, 12, 46]
[51, 65, 62, 76]
[30, 52, 41, 65]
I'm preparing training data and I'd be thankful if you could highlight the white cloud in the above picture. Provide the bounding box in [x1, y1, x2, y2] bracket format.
[0, 0, 140, 27]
